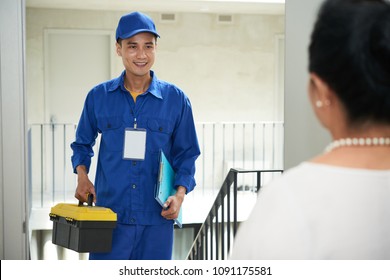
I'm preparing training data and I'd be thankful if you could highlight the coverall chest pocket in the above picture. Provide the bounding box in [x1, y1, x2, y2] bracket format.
[97, 116, 124, 152]
[147, 119, 174, 152]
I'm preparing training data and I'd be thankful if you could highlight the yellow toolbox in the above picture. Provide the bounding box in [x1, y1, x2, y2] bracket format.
[49, 197, 117, 253]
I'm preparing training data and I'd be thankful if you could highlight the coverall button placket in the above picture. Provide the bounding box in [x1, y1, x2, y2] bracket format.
[130, 178, 141, 206]
[128, 153, 142, 213]
[130, 158, 141, 210]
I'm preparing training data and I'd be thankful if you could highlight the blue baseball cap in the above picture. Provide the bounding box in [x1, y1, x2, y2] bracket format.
[116, 12, 160, 41]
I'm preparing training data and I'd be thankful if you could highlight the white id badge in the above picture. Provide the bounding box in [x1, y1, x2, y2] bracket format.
[123, 128, 147, 160]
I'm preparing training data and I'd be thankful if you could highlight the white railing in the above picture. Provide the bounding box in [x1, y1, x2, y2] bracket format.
[28, 121, 284, 209]
[27, 121, 284, 259]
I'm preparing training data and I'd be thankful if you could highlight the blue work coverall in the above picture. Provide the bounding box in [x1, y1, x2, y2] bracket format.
[71, 70, 200, 259]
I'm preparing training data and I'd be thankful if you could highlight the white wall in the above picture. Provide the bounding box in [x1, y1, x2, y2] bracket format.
[0, 0, 29, 260]
[26, 8, 284, 124]
[284, 0, 330, 169]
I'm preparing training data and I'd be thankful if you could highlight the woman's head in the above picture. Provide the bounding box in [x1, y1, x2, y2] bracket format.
[309, 0, 390, 126]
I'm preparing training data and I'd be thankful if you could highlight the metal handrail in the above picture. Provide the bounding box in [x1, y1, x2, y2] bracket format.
[186, 168, 283, 260]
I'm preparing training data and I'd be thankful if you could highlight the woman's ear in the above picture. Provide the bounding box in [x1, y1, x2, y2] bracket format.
[309, 73, 333, 107]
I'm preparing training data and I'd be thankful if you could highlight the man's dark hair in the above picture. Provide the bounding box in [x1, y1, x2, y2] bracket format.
[116, 35, 158, 46]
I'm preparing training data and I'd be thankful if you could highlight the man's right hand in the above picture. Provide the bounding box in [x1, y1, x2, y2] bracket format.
[74, 165, 96, 203]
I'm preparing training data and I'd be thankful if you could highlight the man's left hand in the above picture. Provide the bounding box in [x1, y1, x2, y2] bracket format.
[161, 186, 186, 220]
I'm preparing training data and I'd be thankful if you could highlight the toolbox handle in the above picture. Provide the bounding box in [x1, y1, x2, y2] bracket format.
[78, 193, 94, 207]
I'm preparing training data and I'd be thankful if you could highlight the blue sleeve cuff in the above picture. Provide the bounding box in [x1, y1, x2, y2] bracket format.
[71, 154, 91, 174]
[175, 173, 196, 194]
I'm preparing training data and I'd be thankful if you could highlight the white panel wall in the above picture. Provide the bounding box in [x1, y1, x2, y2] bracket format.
[284, 0, 330, 169]
[0, 0, 28, 260]
[26, 8, 284, 124]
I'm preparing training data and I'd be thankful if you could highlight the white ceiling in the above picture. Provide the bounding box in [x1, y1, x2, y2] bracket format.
[26, 0, 285, 15]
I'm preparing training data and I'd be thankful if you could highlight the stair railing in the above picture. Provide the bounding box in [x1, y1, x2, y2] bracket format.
[186, 168, 283, 260]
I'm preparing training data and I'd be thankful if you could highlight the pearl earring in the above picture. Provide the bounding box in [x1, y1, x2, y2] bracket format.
[315, 100, 323, 108]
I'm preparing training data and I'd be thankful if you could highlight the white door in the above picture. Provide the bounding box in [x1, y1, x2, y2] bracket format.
[44, 29, 113, 124]
[37, 29, 114, 207]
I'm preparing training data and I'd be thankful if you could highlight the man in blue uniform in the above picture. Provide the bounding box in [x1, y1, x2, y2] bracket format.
[70, 11, 200, 260]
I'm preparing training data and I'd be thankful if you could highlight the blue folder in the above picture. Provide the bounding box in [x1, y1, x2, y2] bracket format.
[155, 150, 183, 228]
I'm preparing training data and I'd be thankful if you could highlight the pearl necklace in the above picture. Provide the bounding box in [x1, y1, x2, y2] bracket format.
[325, 137, 390, 153]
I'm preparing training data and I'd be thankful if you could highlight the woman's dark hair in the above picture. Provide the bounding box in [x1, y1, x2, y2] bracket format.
[309, 0, 390, 125]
